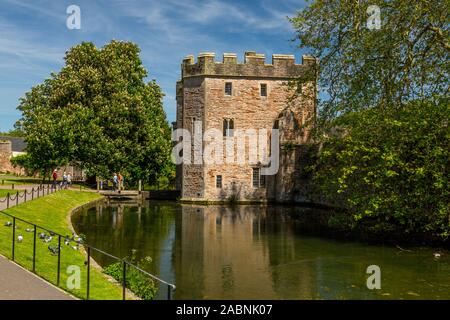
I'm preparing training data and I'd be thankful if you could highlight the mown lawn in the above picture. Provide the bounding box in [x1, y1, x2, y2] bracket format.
[0, 190, 124, 300]
[0, 175, 41, 186]
[0, 189, 17, 198]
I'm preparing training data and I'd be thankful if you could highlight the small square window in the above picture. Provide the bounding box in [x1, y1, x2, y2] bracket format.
[260, 173, 266, 187]
[252, 167, 266, 188]
[260, 84, 267, 97]
[252, 168, 260, 188]
[225, 82, 232, 96]
[223, 119, 234, 137]
[216, 175, 222, 188]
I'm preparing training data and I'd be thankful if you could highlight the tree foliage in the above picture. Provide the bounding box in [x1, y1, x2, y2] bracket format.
[291, 1, 450, 242]
[291, 0, 449, 122]
[16, 41, 173, 183]
[0, 128, 24, 137]
[312, 99, 449, 241]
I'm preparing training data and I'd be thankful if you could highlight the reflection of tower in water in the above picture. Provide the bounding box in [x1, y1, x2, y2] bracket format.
[173, 205, 316, 299]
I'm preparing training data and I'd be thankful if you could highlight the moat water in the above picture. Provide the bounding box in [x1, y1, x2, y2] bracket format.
[71, 200, 450, 300]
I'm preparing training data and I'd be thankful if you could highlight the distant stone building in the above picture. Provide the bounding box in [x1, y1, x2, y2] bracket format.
[0, 136, 26, 175]
[175, 51, 317, 203]
[0, 135, 85, 179]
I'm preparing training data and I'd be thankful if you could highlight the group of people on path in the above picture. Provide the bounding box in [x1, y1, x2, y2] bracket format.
[112, 172, 124, 192]
[52, 169, 124, 192]
[98, 173, 125, 192]
[52, 169, 72, 189]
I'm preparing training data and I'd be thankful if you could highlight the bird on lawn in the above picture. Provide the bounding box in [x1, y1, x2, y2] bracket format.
[25, 228, 34, 233]
[434, 253, 442, 259]
[44, 236, 53, 243]
[48, 245, 61, 255]
[64, 237, 71, 246]
[4, 221, 12, 227]
[17, 235, 23, 243]
[48, 245, 58, 255]
[38, 232, 46, 239]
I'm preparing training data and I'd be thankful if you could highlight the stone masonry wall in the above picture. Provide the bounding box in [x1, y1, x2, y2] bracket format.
[180, 77, 205, 198]
[203, 77, 296, 201]
[177, 52, 317, 202]
[274, 79, 317, 203]
[0, 141, 24, 175]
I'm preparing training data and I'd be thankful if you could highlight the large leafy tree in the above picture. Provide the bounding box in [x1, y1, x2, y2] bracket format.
[291, 0, 449, 122]
[291, 1, 450, 241]
[313, 99, 449, 241]
[16, 41, 173, 184]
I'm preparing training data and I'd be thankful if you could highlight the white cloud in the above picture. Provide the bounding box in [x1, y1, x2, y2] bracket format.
[119, 0, 293, 36]
[0, 0, 308, 128]
[0, 20, 64, 71]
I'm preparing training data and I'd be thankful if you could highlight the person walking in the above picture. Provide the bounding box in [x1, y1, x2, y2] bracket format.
[118, 173, 123, 194]
[62, 172, 68, 189]
[67, 173, 72, 188]
[113, 173, 118, 192]
[52, 169, 58, 190]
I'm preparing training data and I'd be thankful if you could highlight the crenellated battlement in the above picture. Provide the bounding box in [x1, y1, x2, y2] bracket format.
[181, 51, 316, 79]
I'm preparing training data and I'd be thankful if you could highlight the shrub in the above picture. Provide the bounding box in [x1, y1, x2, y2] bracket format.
[103, 250, 157, 300]
[312, 99, 450, 243]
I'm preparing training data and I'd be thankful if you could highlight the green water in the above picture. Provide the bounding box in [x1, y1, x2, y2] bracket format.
[71, 200, 450, 300]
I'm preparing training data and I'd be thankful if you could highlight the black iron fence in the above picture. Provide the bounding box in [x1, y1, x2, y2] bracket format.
[0, 184, 63, 209]
[0, 187, 176, 300]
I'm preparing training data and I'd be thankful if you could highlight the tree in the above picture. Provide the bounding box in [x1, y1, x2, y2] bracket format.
[0, 128, 24, 137]
[312, 99, 449, 241]
[290, 1, 450, 242]
[290, 0, 449, 123]
[16, 41, 173, 184]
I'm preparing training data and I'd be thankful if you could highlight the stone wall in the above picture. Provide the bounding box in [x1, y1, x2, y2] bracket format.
[202, 77, 299, 201]
[274, 145, 318, 203]
[0, 141, 24, 175]
[177, 51, 317, 203]
[55, 166, 85, 180]
[180, 76, 206, 198]
[182, 52, 316, 79]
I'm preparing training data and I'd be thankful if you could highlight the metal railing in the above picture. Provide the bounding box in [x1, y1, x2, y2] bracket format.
[0, 188, 176, 300]
[0, 184, 63, 209]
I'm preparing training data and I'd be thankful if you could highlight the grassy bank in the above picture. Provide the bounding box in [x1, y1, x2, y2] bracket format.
[0, 175, 41, 186]
[0, 189, 17, 198]
[0, 190, 123, 300]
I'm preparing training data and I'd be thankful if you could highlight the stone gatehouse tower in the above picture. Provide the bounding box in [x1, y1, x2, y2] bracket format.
[175, 51, 317, 202]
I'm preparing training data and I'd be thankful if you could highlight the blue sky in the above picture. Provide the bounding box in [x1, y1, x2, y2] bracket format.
[0, 0, 309, 131]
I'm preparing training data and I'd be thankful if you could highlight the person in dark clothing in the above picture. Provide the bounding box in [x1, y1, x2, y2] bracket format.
[52, 169, 58, 190]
